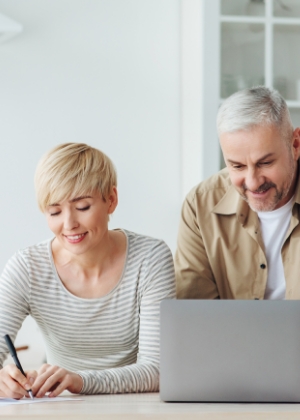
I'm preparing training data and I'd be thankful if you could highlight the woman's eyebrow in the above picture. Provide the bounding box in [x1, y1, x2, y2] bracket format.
[48, 196, 93, 207]
[68, 196, 93, 203]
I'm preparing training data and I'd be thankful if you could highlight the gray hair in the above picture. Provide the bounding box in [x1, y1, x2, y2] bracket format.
[217, 86, 293, 140]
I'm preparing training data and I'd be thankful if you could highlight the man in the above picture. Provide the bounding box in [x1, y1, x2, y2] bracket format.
[175, 86, 300, 300]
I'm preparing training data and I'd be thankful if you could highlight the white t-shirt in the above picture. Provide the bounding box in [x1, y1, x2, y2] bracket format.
[257, 197, 294, 300]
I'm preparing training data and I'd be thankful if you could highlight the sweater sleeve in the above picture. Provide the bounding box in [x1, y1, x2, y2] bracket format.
[77, 241, 176, 394]
[0, 253, 31, 368]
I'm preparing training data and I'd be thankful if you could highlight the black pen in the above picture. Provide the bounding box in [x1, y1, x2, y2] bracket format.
[4, 334, 34, 399]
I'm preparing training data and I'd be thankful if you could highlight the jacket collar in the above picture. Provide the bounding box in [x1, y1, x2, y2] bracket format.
[212, 184, 244, 215]
[294, 162, 300, 205]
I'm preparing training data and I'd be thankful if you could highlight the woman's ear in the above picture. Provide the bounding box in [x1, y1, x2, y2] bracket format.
[107, 186, 118, 214]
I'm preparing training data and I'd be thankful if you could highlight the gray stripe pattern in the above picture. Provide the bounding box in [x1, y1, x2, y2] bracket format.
[0, 230, 175, 394]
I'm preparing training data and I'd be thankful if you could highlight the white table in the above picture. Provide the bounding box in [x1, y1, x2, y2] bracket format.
[1, 393, 300, 419]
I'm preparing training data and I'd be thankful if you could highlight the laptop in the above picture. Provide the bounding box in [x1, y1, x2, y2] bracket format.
[160, 299, 300, 402]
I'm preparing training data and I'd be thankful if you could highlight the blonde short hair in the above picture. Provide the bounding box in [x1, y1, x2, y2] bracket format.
[35, 143, 117, 212]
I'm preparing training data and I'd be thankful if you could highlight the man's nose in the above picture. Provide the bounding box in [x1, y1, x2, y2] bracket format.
[245, 169, 264, 192]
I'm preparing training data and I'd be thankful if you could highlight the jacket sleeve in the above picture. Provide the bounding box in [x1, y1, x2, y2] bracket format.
[175, 193, 219, 299]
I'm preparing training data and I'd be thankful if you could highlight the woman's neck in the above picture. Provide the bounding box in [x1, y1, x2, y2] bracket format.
[52, 230, 127, 283]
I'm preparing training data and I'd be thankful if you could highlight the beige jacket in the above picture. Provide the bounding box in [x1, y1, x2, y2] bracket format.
[175, 167, 300, 300]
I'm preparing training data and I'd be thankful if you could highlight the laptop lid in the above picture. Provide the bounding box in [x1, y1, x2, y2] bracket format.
[160, 300, 300, 402]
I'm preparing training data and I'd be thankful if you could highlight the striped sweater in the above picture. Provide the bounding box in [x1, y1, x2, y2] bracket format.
[0, 229, 176, 394]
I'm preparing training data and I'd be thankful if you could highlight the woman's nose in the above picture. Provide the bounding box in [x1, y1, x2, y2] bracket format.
[63, 212, 79, 230]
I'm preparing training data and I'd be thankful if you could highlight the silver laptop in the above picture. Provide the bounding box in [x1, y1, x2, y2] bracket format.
[160, 300, 300, 402]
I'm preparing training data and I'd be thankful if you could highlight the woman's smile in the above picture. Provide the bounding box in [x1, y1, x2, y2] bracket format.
[63, 232, 88, 244]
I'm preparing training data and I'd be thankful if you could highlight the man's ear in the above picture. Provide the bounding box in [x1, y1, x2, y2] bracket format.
[292, 127, 300, 160]
[107, 186, 118, 214]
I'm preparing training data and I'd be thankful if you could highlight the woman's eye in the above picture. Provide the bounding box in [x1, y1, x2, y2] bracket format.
[77, 206, 90, 211]
[50, 212, 60, 216]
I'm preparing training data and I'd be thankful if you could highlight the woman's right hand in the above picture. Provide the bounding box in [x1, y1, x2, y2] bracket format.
[0, 364, 37, 399]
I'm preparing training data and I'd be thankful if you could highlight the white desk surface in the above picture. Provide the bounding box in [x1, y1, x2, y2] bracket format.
[1, 393, 300, 420]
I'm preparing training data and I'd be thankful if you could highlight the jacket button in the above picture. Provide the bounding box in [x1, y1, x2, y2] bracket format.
[260, 264, 266, 269]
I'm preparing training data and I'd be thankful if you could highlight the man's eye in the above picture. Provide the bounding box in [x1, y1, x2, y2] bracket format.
[77, 206, 90, 211]
[233, 165, 244, 170]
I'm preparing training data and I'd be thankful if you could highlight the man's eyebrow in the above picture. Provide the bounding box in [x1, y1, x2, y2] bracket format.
[227, 153, 275, 165]
[256, 153, 275, 162]
[227, 159, 243, 165]
[48, 196, 93, 206]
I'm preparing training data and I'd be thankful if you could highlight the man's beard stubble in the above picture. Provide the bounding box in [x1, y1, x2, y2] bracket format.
[239, 157, 297, 212]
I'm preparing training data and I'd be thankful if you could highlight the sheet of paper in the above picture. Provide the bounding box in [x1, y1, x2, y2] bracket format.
[0, 396, 83, 406]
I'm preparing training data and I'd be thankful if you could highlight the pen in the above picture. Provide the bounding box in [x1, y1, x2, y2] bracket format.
[4, 334, 34, 399]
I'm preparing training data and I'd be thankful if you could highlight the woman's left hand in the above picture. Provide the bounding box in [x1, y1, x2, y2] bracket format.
[31, 364, 83, 397]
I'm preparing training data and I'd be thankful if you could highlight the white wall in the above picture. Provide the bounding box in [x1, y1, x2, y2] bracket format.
[0, 0, 181, 368]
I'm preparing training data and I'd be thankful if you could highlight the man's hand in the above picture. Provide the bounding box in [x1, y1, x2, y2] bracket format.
[32, 364, 83, 397]
[0, 364, 37, 399]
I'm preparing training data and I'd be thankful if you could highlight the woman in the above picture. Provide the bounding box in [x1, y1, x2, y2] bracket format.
[0, 143, 175, 398]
